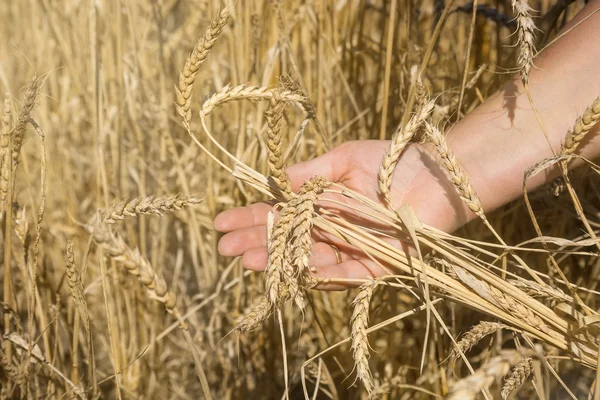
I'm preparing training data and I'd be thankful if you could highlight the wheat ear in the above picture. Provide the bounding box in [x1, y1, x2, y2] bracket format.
[64, 240, 90, 332]
[0, 98, 11, 212]
[12, 75, 41, 165]
[378, 99, 434, 206]
[175, 7, 231, 123]
[265, 91, 292, 198]
[501, 357, 533, 399]
[101, 194, 202, 223]
[454, 267, 549, 333]
[508, 279, 572, 304]
[351, 280, 376, 395]
[236, 294, 277, 332]
[265, 203, 297, 306]
[447, 350, 523, 400]
[289, 177, 331, 276]
[512, 0, 536, 84]
[561, 96, 600, 156]
[424, 121, 484, 218]
[90, 218, 177, 312]
[452, 321, 507, 359]
[200, 84, 307, 118]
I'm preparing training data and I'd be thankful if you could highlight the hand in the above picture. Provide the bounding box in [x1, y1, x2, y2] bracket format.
[214, 140, 473, 289]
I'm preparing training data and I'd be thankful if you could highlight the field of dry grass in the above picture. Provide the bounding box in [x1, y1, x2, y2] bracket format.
[1, 0, 600, 398]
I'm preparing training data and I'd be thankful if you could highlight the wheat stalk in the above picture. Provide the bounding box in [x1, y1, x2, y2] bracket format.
[101, 194, 202, 223]
[378, 99, 434, 206]
[512, 0, 536, 84]
[175, 7, 231, 123]
[501, 357, 533, 399]
[265, 91, 292, 199]
[561, 96, 600, 156]
[351, 280, 377, 395]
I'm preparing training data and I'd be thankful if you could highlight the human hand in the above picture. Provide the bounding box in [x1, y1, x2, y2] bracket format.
[214, 140, 474, 289]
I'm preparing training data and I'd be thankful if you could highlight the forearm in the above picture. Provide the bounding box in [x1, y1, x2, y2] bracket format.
[451, 1, 600, 216]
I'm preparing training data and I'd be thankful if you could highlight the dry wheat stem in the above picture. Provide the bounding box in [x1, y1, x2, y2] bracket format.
[351, 280, 377, 395]
[501, 357, 533, 399]
[175, 7, 231, 123]
[378, 99, 434, 206]
[265, 91, 292, 199]
[101, 194, 202, 223]
[562, 96, 600, 156]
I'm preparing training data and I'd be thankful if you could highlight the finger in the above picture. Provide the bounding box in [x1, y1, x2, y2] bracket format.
[218, 225, 267, 257]
[286, 142, 354, 190]
[214, 202, 272, 232]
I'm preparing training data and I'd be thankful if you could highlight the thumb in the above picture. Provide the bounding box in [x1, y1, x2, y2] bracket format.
[285, 142, 352, 191]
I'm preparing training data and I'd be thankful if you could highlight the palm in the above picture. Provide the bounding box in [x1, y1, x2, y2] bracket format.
[215, 140, 465, 289]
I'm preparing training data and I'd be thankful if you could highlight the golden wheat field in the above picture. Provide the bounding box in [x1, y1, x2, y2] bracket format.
[1, 0, 600, 398]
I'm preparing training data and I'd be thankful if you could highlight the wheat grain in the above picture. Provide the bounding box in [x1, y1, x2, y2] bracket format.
[447, 350, 522, 400]
[101, 194, 202, 223]
[175, 7, 231, 123]
[501, 357, 533, 399]
[512, 0, 536, 84]
[378, 98, 434, 206]
[351, 280, 377, 395]
[424, 121, 485, 218]
[265, 91, 292, 199]
[561, 96, 600, 156]
[452, 321, 507, 359]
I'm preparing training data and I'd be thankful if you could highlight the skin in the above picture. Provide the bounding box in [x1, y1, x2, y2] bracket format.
[214, 1, 600, 290]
